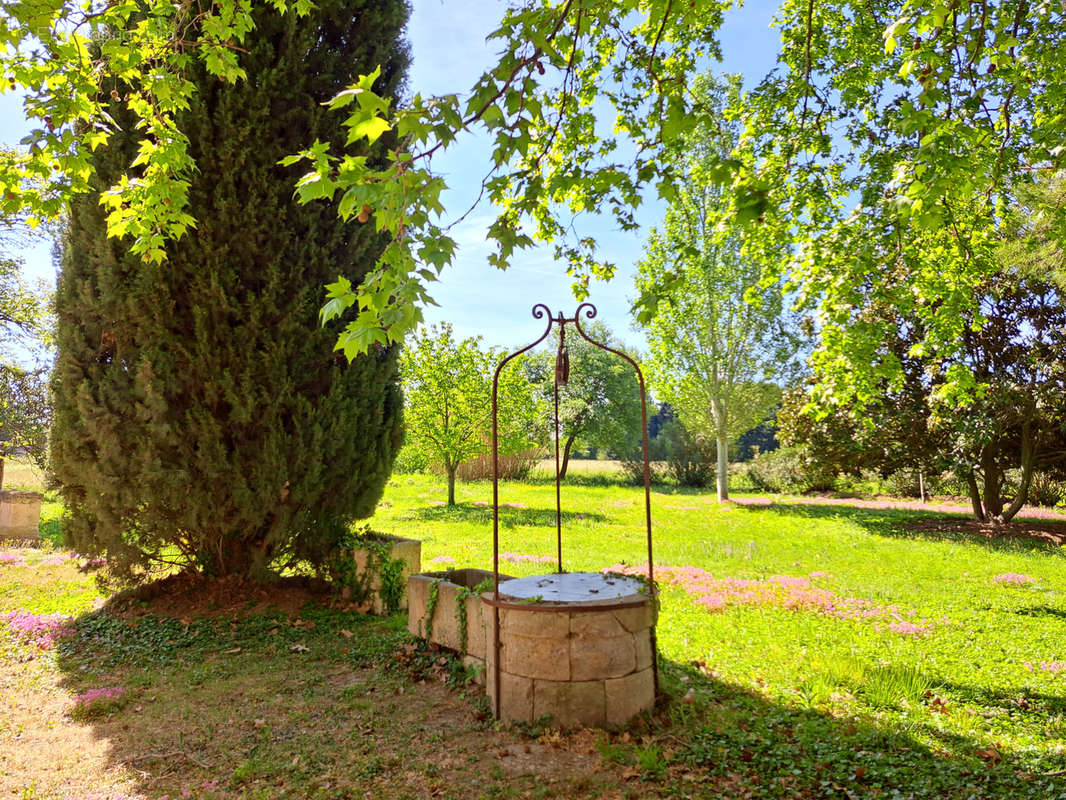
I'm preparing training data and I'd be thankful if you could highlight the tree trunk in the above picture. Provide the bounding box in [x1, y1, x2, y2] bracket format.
[0, 457, 5, 491]
[208, 536, 257, 577]
[966, 470, 985, 522]
[918, 469, 925, 504]
[446, 465, 457, 507]
[999, 417, 1036, 524]
[559, 433, 578, 480]
[716, 433, 729, 502]
[981, 448, 1004, 518]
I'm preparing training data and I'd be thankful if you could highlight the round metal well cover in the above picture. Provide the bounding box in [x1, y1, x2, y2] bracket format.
[496, 572, 646, 604]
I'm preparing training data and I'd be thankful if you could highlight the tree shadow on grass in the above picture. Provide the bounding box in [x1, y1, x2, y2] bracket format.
[736, 501, 1066, 557]
[39, 595, 1066, 800]
[403, 503, 606, 529]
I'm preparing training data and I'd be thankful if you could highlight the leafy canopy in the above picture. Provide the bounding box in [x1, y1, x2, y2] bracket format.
[2, 0, 1064, 396]
[634, 75, 800, 456]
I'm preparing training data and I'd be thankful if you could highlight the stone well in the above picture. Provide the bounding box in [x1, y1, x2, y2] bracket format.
[485, 572, 657, 729]
[0, 490, 43, 540]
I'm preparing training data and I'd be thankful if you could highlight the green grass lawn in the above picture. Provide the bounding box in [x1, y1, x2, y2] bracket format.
[2, 471, 1065, 799]
[378, 474, 1066, 792]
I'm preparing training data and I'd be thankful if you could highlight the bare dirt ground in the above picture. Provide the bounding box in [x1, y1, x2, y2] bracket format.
[2, 567, 692, 800]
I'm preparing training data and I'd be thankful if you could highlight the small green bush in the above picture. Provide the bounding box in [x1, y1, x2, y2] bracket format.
[741, 446, 836, 493]
[1024, 471, 1065, 508]
[659, 420, 716, 488]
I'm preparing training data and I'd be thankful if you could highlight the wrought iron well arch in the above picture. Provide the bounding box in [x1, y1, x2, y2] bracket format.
[488, 302, 656, 719]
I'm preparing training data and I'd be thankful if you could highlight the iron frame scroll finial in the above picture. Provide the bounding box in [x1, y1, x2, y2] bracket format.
[489, 303, 657, 720]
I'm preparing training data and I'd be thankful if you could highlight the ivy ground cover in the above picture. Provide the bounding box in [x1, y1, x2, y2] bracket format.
[0, 473, 1064, 798]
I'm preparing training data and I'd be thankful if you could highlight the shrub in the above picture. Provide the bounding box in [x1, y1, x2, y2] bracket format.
[742, 445, 836, 493]
[392, 443, 430, 475]
[1025, 471, 1065, 508]
[658, 419, 716, 488]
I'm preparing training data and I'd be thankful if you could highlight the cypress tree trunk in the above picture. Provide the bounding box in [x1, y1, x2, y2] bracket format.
[51, 0, 410, 583]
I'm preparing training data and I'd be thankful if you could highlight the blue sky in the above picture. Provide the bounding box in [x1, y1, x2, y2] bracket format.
[0, 0, 783, 352]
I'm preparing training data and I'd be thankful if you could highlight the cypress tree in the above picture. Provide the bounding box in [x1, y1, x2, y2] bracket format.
[51, 0, 409, 583]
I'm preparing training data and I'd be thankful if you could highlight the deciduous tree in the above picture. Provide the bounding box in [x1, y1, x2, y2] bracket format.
[0, 365, 49, 489]
[634, 75, 800, 502]
[524, 321, 641, 479]
[783, 266, 1066, 524]
[401, 324, 542, 506]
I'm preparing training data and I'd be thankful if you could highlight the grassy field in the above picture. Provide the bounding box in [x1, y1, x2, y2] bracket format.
[2, 472, 1066, 798]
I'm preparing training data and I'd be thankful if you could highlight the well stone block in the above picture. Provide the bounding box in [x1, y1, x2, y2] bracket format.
[499, 606, 571, 639]
[0, 491, 42, 540]
[570, 609, 629, 639]
[533, 679, 607, 729]
[407, 573, 432, 637]
[407, 569, 506, 653]
[570, 633, 637, 681]
[604, 667, 655, 727]
[352, 536, 421, 615]
[488, 668, 534, 725]
[612, 603, 656, 633]
[464, 593, 489, 659]
[634, 629, 655, 672]
[502, 632, 570, 681]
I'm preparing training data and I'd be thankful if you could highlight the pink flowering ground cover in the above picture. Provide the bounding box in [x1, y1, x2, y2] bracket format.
[606, 564, 944, 636]
[40, 552, 77, 566]
[70, 687, 126, 721]
[1024, 660, 1066, 674]
[501, 552, 555, 564]
[993, 572, 1035, 585]
[0, 552, 25, 566]
[2, 609, 75, 649]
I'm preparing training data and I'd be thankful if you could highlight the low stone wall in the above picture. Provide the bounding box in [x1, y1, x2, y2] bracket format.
[408, 569, 510, 665]
[486, 600, 656, 728]
[0, 491, 43, 540]
[352, 536, 420, 615]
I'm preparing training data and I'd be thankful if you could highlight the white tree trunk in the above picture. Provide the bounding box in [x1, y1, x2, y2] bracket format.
[716, 433, 729, 502]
